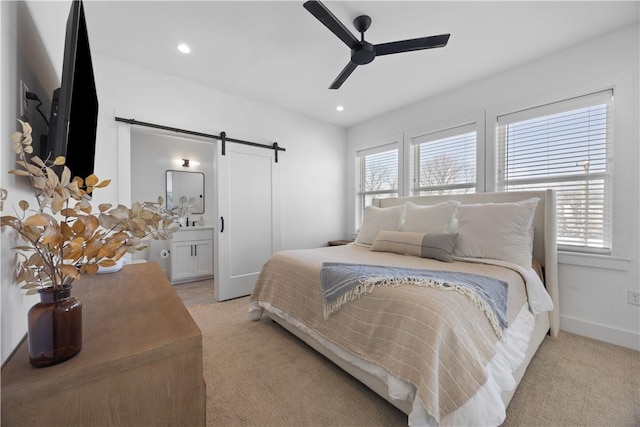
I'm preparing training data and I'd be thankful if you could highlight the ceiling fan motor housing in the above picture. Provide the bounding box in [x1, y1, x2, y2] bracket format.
[352, 41, 375, 65]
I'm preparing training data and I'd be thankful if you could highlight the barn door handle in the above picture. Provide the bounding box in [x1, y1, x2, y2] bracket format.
[220, 216, 224, 233]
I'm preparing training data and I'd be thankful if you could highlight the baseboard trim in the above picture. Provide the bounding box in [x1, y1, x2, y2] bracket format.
[560, 315, 640, 351]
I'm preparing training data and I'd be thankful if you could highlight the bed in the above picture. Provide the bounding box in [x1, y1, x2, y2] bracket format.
[249, 190, 559, 426]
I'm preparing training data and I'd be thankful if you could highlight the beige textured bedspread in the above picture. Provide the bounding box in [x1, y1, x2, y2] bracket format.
[249, 244, 528, 421]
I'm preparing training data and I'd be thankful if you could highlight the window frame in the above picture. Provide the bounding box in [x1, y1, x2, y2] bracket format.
[493, 90, 614, 254]
[351, 136, 403, 233]
[408, 123, 478, 196]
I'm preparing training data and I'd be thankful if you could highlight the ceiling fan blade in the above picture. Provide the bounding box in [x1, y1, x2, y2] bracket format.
[375, 34, 450, 57]
[303, 0, 359, 49]
[329, 61, 358, 89]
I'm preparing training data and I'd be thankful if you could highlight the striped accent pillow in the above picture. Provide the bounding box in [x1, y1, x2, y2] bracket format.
[370, 230, 458, 262]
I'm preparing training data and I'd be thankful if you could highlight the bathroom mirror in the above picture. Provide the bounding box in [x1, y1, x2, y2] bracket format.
[166, 170, 205, 215]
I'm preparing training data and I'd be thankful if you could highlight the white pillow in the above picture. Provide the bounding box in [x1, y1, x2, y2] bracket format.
[403, 201, 460, 234]
[453, 198, 539, 268]
[355, 205, 404, 246]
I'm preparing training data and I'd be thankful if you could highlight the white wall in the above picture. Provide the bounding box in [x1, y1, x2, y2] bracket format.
[347, 25, 640, 350]
[0, 1, 65, 364]
[1, 0, 347, 364]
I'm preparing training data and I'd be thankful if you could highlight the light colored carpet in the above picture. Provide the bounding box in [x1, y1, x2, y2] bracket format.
[188, 297, 640, 426]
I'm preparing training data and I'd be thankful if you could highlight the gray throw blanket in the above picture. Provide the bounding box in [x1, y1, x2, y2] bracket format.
[321, 262, 509, 337]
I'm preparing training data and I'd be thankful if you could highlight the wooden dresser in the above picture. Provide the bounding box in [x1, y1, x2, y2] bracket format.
[1, 262, 206, 426]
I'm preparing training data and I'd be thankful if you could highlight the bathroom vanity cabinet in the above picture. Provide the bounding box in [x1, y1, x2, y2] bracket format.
[170, 227, 214, 284]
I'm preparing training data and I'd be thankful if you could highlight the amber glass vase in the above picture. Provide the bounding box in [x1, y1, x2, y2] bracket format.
[28, 285, 82, 368]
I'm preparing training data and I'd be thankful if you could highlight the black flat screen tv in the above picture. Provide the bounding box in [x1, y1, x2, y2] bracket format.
[47, 0, 98, 182]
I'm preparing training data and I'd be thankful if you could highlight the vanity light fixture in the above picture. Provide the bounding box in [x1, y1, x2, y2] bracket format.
[173, 158, 201, 167]
[177, 43, 191, 54]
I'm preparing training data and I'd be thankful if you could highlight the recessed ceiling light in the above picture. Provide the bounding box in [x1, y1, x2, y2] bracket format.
[336, 105, 344, 112]
[177, 44, 191, 54]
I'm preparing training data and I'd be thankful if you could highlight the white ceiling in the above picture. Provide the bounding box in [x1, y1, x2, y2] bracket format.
[83, 1, 639, 128]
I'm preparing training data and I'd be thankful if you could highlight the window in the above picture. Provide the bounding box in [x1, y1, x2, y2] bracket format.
[356, 143, 398, 225]
[496, 90, 613, 252]
[410, 124, 476, 196]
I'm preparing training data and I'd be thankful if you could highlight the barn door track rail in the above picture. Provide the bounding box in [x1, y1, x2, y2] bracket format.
[115, 117, 286, 162]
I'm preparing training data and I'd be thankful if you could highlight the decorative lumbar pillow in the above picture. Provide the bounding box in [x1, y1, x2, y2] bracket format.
[371, 230, 458, 262]
[354, 205, 404, 246]
[403, 201, 460, 234]
[453, 198, 539, 268]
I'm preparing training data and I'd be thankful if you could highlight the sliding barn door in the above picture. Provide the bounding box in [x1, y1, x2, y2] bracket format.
[215, 142, 280, 301]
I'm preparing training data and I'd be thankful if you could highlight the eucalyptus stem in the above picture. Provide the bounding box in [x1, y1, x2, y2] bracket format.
[17, 144, 41, 208]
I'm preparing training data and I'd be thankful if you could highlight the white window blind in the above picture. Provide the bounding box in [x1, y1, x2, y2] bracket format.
[356, 143, 398, 224]
[410, 124, 476, 196]
[496, 90, 613, 252]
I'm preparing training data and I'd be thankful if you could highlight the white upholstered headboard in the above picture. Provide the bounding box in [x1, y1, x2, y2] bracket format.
[373, 190, 559, 336]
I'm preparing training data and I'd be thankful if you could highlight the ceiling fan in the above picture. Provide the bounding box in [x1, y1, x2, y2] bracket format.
[303, 0, 450, 89]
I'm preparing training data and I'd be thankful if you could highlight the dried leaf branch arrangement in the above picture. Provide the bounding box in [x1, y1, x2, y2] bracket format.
[1, 120, 177, 293]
